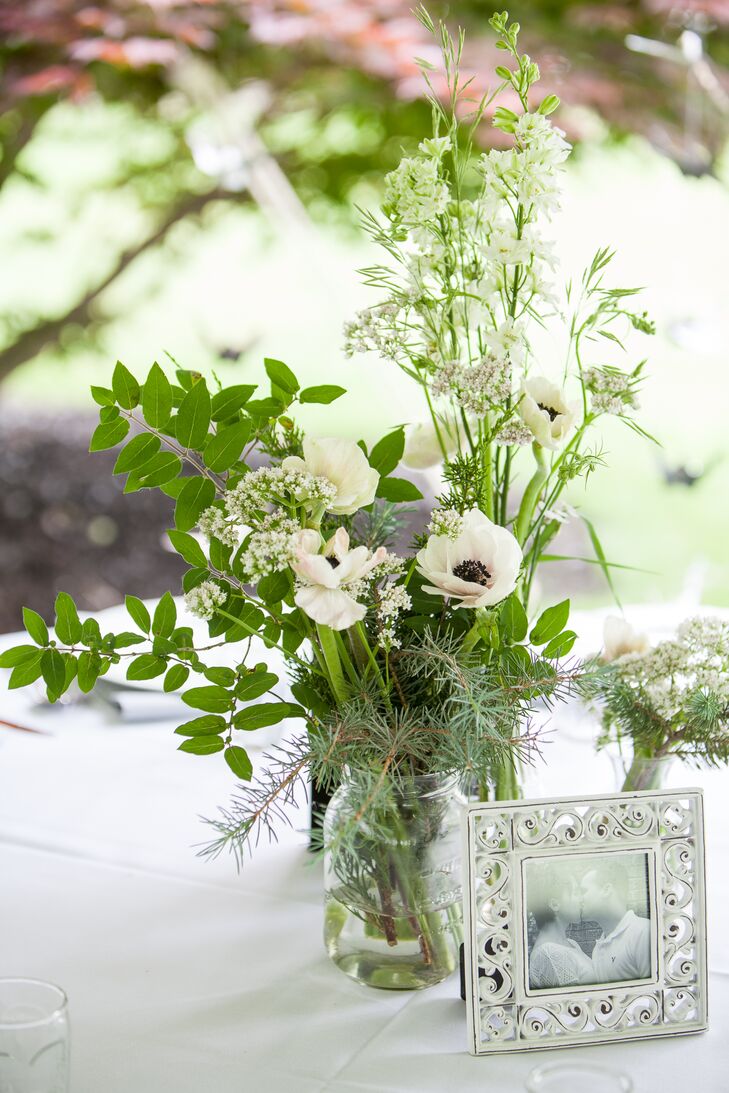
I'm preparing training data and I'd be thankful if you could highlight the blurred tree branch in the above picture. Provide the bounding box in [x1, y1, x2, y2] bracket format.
[0, 185, 233, 381]
[0, 0, 728, 385]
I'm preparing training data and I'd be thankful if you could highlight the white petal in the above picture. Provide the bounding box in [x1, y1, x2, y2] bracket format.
[281, 455, 307, 474]
[292, 551, 340, 589]
[294, 586, 366, 630]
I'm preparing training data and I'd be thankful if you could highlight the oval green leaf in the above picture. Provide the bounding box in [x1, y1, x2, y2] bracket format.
[142, 362, 173, 429]
[224, 746, 252, 780]
[176, 379, 211, 450]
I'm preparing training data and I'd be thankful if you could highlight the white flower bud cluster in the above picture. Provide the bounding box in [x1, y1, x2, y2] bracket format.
[225, 466, 337, 524]
[374, 551, 407, 577]
[428, 508, 464, 540]
[239, 511, 300, 581]
[376, 583, 412, 649]
[183, 579, 226, 621]
[198, 506, 239, 548]
[431, 355, 512, 414]
[613, 616, 729, 721]
[583, 367, 637, 416]
[343, 304, 402, 360]
[494, 421, 533, 446]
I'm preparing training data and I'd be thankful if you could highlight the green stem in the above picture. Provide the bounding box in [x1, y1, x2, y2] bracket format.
[514, 443, 548, 546]
[482, 433, 494, 521]
[214, 606, 317, 676]
[316, 623, 349, 707]
[353, 622, 389, 699]
[386, 799, 460, 970]
[422, 383, 450, 461]
[334, 631, 361, 688]
[493, 756, 521, 801]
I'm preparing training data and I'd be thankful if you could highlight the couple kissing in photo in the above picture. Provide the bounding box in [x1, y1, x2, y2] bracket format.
[528, 858, 652, 990]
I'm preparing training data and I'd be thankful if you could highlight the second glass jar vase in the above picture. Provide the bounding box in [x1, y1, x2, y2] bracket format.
[323, 772, 464, 990]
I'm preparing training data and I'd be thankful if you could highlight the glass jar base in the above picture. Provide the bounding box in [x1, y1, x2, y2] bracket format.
[324, 897, 462, 990]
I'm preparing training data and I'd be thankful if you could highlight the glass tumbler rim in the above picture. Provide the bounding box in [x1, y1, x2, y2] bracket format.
[0, 977, 68, 1029]
[525, 1061, 634, 1093]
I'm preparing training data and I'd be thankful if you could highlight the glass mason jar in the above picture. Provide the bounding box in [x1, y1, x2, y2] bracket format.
[620, 751, 674, 793]
[323, 772, 464, 990]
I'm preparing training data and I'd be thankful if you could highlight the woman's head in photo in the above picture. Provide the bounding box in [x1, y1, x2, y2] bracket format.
[529, 862, 582, 929]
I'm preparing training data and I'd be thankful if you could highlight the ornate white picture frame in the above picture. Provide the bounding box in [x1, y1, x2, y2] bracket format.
[462, 789, 708, 1056]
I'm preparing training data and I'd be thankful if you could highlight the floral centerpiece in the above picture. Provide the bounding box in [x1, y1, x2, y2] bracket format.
[1, 12, 654, 989]
[597, 616, 729, 792]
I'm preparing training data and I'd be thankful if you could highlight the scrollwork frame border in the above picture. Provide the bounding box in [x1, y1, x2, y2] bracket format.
[463, 789, 707, 1056]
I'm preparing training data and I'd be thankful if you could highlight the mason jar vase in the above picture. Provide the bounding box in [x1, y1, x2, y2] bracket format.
[323, 772, 464, 990]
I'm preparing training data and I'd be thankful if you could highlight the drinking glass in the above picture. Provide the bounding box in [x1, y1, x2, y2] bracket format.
[526, 1062, 633, 1093]
[0, 979, 69, 1093]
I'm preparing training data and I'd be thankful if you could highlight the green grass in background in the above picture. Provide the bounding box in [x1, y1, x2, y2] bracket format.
[1, 104, 727, 607]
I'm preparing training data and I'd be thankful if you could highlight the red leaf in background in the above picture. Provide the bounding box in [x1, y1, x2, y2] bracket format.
[12, 65, 81, 96]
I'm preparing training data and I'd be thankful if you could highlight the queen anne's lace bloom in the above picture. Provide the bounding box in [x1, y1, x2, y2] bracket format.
[427, 509, 464, 540]
[432, 355, 512, 414]
[376, 583, 412, 649]
[225, 465, 337, 525]
[184, 580, 226, 621]
[494, 421, 533, 446]
[608, 616, 729, 721]
[584, 367, 638, 416]
[239, 512, 300, 581]
[198, 505, 239, 548]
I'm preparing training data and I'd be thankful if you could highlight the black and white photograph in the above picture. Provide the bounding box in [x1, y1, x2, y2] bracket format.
[524, 851, 653, 991]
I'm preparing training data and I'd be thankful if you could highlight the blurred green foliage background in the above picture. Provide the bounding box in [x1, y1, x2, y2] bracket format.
[1, 0, 728, 627]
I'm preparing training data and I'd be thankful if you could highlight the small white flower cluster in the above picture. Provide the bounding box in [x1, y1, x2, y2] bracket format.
[375, 551, 407, 577]
[613, 616, 729, 722]
[383, 155, 449, 225]
[428, 508, 464, 540]
[225, 466, 337, 524]
[183, 579, 226, 621]
[494, 421, 533, 446]
[583, 367, 637, 416]
[239, 511, 300, 581]
[431, 354, 512, 414]
[678, 616, 729, 657]
[343, 303, 403, 360]
[198, 505, 239, 548]
[376, 583, 412, 649]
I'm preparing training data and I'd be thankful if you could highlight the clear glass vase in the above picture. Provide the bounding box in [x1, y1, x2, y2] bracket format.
[620, 751, 674, 792]
[323, 772, 464, 990]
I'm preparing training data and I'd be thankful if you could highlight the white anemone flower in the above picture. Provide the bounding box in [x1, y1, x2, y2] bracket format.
[601, 616, 650, 663]
[282, 437, 379, 516]
[415, 508, 522, 609]
[291, 528, 386, 630]
[518, 377, 577, 450]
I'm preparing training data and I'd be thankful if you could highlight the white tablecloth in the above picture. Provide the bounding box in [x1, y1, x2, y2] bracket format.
[2, 605, 729, 1092]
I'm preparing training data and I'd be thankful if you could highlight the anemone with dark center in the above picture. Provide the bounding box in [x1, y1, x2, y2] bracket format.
[452, 559, 493, 586]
